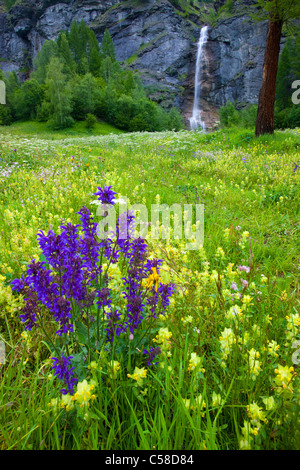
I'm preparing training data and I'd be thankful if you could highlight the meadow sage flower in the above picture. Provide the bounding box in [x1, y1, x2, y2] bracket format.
[95, 185, 117, 205]
[143, 347, 161, 367]
[51, 353, 78, 395]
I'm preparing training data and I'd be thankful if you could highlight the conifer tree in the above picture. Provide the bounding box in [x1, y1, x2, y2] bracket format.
[100, 29, 116, 62]
[33, 40, 58, 83]
[57, 32, 76, 76]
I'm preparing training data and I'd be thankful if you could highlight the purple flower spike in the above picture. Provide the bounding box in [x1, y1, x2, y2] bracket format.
[143, 346, 161, 367]
[51, 353, 78, 395]
[95, 186, 117, 205]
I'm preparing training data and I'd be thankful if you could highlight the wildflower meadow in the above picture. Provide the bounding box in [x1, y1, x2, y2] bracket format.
[0, 125, 299, 450]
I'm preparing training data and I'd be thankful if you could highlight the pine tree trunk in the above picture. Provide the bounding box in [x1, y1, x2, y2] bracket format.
[255, 17, 283, 137]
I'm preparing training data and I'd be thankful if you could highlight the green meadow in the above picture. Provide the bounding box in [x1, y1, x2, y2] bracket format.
[0, 124, 299, 450]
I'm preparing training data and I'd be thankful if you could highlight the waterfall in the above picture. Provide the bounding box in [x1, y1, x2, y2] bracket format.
[189, 25, 209, 131]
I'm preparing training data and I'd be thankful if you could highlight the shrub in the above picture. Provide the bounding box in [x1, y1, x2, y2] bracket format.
[219, 101, 239, 127]
[85, 113, 98, 130]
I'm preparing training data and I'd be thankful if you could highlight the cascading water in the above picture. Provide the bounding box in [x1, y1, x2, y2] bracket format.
[189, 25, 209, 132]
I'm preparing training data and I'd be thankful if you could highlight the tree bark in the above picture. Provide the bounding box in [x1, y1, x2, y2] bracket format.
[255, 17, 283, 137]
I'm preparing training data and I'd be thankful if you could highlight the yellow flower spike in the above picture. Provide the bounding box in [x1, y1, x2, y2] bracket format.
[73, 379, 97, 406]
[145, 267, 164, 292]
[187, 352, 202, 372]
[128, 366, 147, 386]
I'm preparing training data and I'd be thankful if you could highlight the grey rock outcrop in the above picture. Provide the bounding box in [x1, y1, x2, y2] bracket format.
[0, 0, 269, 129]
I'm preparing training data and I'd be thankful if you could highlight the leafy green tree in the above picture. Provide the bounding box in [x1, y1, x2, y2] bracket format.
[71, 73, 101, 120]
[44, 57, 74, 129]
[167, 107, 185, 131]
[110, 69, 137, 97]
[78, 56, 89, 76]
[113, 94, 135, 129]
[2, 71, 20, 120]
[14, 79, 44, 120]
[89, 43, 102, 76]
[101, 85, 119, 123]
[99, 56, 122, 83]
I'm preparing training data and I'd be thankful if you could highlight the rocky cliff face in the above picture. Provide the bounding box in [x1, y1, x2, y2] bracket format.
[0, 0, 269, 129]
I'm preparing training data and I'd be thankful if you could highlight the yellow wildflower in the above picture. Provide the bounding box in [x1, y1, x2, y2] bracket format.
[247, 402, 267, 426]
[223, 228, 230, 240]
[274, 364, 295, 392]
[239, 421, 253, 450]
[241, 295, 252, 306]
[72, 379, 96, 407]
[183, 395, 206, 412]
[267, 340, 280, 357]
[187, 352, 202, 372]
[248, 348, 261, 379]
[153, 327, 172, 351]
[280, 290, 288, 301]
[215, 247, 225, 259]
[88, 361, 99, 371]
[60, 393, 75, 411]
[48, 398, 59, 411]
[212, 392, 224, 408]
[145, 267, 164, 292]
[262, 396, 276, 411]
[219, 327, 236, 356]
[181, 315, 193, 324]
[108, 360, 121, 378]
[128, 366, 147, 386]
[226, 304, 243, 320]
